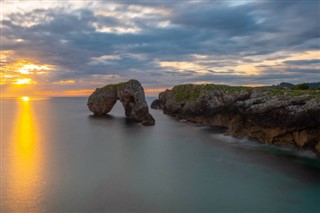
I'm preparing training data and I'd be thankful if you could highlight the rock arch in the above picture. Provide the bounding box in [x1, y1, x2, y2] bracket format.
[87, 79, 155, 126]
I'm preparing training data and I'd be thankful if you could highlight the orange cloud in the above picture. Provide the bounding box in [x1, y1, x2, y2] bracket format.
[53, 80, 76, 85]
[1, 56, 53, 86]
[14, 78, 34, 85]
[33, 89, 93, 97]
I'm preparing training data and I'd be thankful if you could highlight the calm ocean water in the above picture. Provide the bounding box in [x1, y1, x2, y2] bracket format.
[1, 97, 320, 213]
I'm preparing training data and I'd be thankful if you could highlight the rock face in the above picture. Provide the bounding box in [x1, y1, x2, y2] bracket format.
[156, 84, 320, 155]
[150, 99, 161, 109]
[87, 79, 155, 126]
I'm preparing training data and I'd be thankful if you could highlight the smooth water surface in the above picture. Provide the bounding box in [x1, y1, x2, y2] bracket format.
[1, 97, 320, 213]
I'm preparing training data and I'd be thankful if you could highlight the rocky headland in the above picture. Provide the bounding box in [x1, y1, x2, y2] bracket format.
[88, 79, 155, 126]
[152, 84, 320, 155]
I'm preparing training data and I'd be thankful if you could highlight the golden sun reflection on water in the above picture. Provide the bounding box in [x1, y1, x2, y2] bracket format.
[6, 98, 44, 212]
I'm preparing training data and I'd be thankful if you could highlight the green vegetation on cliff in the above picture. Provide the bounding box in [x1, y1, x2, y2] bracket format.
[292, 83, 309, 90]
[101, 81, 127, 90]
[172, 84, 251, 102]
[172, 83, 320, 102]
[203, 84, 251, 93]
[172, 84, 203, 102]
[261, 87, 320, 100]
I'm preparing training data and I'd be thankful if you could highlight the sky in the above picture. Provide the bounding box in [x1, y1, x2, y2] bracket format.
[1, 0, 320, 97]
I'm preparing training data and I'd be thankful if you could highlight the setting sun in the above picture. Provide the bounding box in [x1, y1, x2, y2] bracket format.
[22, 96, 30, 101]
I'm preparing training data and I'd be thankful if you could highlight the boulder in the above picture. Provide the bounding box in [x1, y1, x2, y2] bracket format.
[87, 79, 155, 126]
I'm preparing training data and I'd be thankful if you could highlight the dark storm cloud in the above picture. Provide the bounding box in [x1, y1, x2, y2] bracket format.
[96, 15, 122, 27]
[283, 59, 320, 66]
[171, 4, 261, 36]
[253, 0, 320, 50]
[282, 69, 320, 74]
[2, 0, 320, 88]
[88, 54, 159, 75]
[32, 10, 96, 34]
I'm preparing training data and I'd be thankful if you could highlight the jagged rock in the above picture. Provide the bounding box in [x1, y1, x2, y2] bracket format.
[316, 142, 320, 154]
[158, 84, 320, 155]
[150, 99, 161, 109]
[87, 79, 155, 126]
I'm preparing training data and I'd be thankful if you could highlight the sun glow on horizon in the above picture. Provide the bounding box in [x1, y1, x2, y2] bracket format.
[22, 96, 30, 101]
[1, 58, 53, 86]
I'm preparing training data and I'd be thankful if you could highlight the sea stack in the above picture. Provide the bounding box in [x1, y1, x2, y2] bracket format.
[87, 79, 155, 126]
[155, 84, 320, 155]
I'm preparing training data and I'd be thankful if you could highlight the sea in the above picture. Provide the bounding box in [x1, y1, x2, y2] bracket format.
[1, 97, 320, 213]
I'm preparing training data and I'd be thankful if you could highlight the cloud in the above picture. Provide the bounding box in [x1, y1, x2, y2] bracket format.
[283, 59, 320, 66]
[171, 4, 261, 36]
[1, 0, 320, 96]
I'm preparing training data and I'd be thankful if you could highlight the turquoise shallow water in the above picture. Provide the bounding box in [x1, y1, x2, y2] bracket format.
[1, 97, 320, 212]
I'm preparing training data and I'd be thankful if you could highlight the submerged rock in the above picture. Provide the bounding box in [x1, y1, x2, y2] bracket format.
[87, 79, 155, 126]
[157, 84, 320, 155]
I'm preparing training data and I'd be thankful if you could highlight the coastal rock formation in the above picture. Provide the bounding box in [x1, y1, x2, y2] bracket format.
[156, 84, 320, 155]
[150, 99, 161, 109]
[87, 79, 155, 126]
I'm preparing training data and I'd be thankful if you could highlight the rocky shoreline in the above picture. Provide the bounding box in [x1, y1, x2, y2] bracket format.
[152, 84, 320, 156]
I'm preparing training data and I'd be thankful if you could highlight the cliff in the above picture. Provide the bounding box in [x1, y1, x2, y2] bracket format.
[88, 79, 155, 126]
[153, 84, 320, 155]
